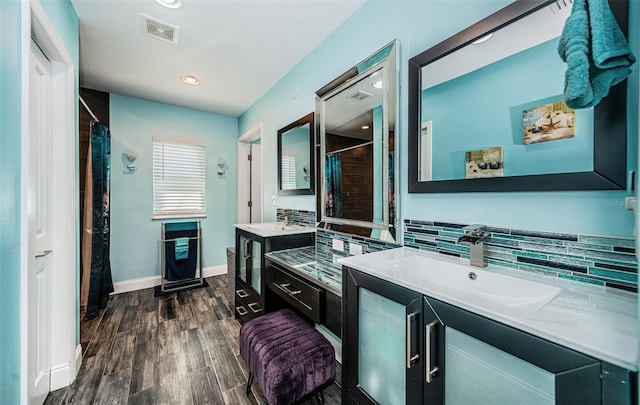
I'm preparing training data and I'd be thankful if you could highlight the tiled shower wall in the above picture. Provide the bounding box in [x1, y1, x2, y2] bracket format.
[404, 219, 638, 292]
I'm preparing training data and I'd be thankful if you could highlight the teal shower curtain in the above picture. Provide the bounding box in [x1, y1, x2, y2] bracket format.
[325, 153, 343, 218]
[84, 121, 114, 319]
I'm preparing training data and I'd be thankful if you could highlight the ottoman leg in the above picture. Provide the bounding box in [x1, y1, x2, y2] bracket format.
[315, 389, 325, 405]
[246, 372, 254, 396]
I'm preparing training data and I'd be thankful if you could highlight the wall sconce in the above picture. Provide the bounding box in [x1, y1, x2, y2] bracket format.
[123, 147, 139, 172]
[217, 157, 229, 176]
[303, 164, 310, 181]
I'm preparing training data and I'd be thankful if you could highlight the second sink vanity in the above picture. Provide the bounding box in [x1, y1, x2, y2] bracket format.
[339, 247, 637, 404]
[264, 245, 343, 338]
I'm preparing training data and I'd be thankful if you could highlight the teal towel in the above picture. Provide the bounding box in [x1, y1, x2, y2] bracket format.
[175, 237, 189, 260]
[558, 0, 636, 109]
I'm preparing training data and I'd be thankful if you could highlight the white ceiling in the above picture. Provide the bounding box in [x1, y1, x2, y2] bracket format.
[71, 0, 364, 117]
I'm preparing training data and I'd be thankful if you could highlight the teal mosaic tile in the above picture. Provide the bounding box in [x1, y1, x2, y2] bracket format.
[512, 251, 549, 260]
[276, 209, 316, 227]
[567, 247, 636, 264]
[403, 219, 637, 293]
[588, 268, 637, 283]
[558, 273, 605, 286]
[563, 241, 614, 252]
[579, 235, 636, 248]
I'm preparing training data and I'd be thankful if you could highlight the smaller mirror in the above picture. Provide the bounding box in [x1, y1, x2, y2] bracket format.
[278, 112, 315, 195]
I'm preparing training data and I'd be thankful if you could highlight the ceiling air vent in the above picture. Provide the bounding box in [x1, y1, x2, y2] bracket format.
[348, 90, 372, 102]
[141, 14, 180, 45]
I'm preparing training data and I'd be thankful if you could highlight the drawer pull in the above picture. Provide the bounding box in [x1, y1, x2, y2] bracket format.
[248, 303, 262, 313]
[277, 283, 301, 296]
[425, 321, 439, 383]
[297, 300, 313, 311]
[236, 289, 249, 298]
[237, 306, 248, 316]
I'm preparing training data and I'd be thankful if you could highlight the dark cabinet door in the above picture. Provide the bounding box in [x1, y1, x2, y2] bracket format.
[343, 267, 423, 405]
[424, 296, 602, 405]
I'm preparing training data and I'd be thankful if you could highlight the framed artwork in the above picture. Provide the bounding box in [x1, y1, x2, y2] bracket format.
[465, 146, 503, 179]
[523, 100, 575, 145]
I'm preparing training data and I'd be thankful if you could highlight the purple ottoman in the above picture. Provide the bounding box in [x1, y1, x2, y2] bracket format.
[239, 309, 336, 405]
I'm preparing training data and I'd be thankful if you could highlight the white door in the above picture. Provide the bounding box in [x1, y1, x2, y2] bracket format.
[28, 40, 53, 405]
[237, 124, 263, 224]
[250, 141, 262, 223]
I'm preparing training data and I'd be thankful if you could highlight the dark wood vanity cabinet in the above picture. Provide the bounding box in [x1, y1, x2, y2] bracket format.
[265, 260, 342, 338]
[343, 266, 637, 405]
[234, 228, 313, 324]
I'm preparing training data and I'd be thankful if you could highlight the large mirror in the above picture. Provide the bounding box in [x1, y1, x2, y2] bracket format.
[278, 112, 314, 195]
[408, 0, 628, 193]
[316, 40, 398, 241]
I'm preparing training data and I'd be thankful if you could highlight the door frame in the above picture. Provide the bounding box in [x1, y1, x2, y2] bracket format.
[21, 0, 78, 399]
[237, 122, 263, 223]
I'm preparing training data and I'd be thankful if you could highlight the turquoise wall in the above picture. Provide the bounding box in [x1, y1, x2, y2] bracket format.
[109, 95, 238, 283]
[0, 0, 78, 401]
[0, 1, 24, 400]
[423, 38, 594, 180]
[239, 0, 637, 237]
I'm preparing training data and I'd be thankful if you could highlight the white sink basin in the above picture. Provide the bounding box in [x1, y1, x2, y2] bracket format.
[376, 254, 561, 313]
[234, 222, 315, 237]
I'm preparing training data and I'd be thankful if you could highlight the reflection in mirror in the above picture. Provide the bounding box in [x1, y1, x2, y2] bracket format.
[278, 112, 314, 196]
[317, 40, 397, 242]
[408, 0, 628, 193]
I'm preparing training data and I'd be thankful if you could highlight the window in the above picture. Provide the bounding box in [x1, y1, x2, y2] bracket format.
[153, 136, 206, 217]
[281, 153, 296, 189]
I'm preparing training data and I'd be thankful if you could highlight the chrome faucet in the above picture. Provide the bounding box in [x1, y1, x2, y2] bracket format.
[284, 216, 292, 226]
[457, 225, 491, 268]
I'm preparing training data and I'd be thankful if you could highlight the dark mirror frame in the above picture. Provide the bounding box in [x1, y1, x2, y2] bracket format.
[277, 112, 315, 196]
[408, 0, 628, 193]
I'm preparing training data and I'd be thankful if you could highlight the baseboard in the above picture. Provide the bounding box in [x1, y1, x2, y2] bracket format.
[75, 344, 82, 378]
[112, 265, 227, 294]
[50, 362, 70, 391]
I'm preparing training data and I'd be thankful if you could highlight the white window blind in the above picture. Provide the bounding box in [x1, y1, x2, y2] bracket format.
[153, 137, 206, 217]
[281, 154, 296, 189]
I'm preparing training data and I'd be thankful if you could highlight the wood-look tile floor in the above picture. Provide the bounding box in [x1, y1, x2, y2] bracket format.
[44, 275, 341, 405]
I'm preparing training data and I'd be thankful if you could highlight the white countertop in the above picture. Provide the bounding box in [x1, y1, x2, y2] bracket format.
[234, 222, 316, 238]
[339, 247, 638, 371]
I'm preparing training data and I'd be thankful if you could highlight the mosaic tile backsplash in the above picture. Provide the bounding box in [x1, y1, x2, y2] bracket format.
[404, 219, 637, 293]
[315, 228, 401, 265]
[277, 208, 316, 227]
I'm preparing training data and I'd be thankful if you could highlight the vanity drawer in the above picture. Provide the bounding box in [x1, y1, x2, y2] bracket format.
[235, 287, 263, 323]
[269, 267, 324, 323]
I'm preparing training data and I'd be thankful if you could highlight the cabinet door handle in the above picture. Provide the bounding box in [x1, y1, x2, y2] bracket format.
[425, 320, 439, 383]
[406, 312, 419, 369]
[278, 283, 301, 296]
[243, 240, 251, 258]
[236, 289, 249, 298]
[248, 303, 262, 313]
[35, 250, 52, 258]
[237, 306, 248, 316]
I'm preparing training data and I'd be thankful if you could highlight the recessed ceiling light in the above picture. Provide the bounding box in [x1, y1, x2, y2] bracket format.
[182, 75, 200, 86]
[361, 125, 370, 130]
[155, 0, 182, 9]
[372, 80, 383, 89]
[472, 33, 493, 45]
